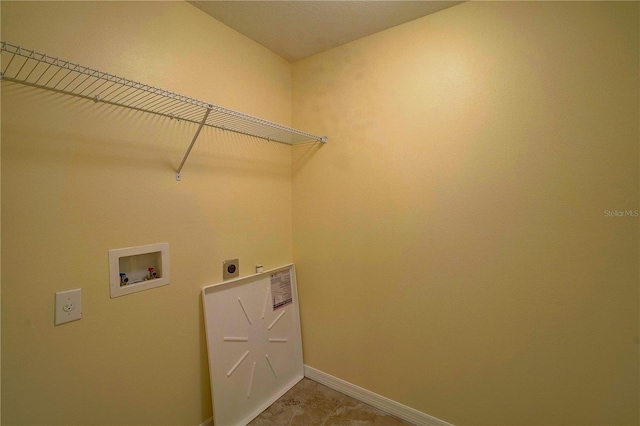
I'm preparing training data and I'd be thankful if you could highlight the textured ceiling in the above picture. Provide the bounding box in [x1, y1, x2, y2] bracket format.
[189, 1, 463, 62]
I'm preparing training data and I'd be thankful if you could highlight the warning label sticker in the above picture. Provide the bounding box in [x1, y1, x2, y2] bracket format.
[270, 270, 293, 310]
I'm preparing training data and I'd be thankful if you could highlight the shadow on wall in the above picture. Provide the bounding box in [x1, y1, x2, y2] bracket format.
[292, 140, 325, 177]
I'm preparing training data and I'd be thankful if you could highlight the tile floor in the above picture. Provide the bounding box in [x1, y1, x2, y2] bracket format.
[248, 377, 411, 425]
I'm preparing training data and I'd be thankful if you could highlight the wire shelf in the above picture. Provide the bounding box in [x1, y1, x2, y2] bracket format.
[1, 41, 326, 178]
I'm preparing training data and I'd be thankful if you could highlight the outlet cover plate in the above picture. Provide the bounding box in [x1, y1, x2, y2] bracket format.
[223, 258, 239, 280]
[55, 288, 82, 325]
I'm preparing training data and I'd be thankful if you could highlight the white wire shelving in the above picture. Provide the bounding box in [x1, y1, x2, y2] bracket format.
[0, 41, 327, 180]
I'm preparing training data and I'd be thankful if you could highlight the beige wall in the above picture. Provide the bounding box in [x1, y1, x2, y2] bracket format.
[2, 2, 292, 425]
[2, 1, 639, 426]
[293, 2, 639, 425]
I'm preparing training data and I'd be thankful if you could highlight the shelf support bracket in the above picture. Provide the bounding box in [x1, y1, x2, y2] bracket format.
[176, 107, 212, 181]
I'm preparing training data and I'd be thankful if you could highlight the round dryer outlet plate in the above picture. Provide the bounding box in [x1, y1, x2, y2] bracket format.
[223, 258, 239, 280]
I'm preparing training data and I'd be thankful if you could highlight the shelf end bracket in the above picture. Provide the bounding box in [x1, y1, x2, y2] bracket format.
[176, 107, 212, 181]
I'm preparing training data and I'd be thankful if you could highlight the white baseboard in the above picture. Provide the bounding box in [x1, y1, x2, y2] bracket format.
[198, 417, 213, 426]
[304, 365, 453, 426]
[199, 366, 453, 426]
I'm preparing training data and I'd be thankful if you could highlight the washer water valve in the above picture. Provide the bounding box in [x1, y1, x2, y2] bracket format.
[148, 267, 158, 280]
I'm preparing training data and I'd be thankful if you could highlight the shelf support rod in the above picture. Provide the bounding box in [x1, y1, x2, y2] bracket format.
[176, 107, 211, 181]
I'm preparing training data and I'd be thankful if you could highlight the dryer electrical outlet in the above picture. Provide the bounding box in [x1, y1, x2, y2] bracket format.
[223, 258, 239, 280]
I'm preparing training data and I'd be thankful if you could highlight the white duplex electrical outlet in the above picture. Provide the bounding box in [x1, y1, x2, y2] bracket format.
[55, 288, 82, 325]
